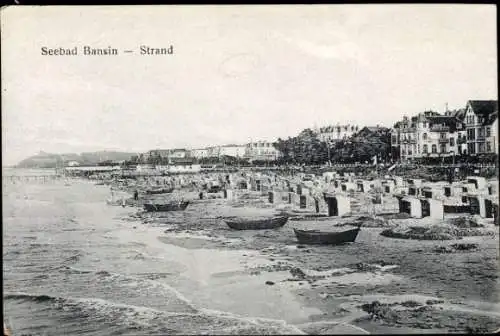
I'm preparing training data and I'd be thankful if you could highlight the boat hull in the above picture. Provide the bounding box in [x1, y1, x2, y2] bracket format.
[144, 201, 189, 212]
[225, 216, 288, 230]
[294, 227, 360, 245]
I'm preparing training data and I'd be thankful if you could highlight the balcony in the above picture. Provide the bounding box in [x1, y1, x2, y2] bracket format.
[431, 125, 450, 132]
[438, 138, 448, 143]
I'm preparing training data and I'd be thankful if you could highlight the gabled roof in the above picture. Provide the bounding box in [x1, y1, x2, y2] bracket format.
[484, 112, 498, 126]
[468, 100, 498, 116]
[452, 109, 466, 120]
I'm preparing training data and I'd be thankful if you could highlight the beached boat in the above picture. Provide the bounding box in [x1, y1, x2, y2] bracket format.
[293, 227, 360, 245]
[143, 201, 189, 212]
[224, 216, 288, 230]
[145, 187, 174, 195]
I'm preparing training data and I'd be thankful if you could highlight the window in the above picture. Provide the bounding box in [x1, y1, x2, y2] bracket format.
[467, 129, 475, 140]
[417, 144, 420, 153]
[450, 138, 455, 146]
[487, 127, 491, 137]
[440, 144, 446, 153]
[440, 132, 446, 139]
[422, 133, 427, 140]
[401, 149, 406, 155]
[431, 144, 437, 153]
[487, 142, 492, 152]
[392, 135, 397, 144]
[423, 144, 428, 153]
[479, 128, 484, 138]
[478, 143, 485, 153]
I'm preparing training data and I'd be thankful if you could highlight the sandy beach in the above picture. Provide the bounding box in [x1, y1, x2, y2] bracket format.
[112, 183, 500, 334]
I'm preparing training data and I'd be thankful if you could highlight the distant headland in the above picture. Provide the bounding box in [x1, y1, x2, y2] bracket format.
[15, 151, 138, 169]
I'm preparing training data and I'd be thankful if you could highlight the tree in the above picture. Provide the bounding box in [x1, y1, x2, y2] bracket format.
[273, 128, 329, 165]
[328, 127, 391, 164]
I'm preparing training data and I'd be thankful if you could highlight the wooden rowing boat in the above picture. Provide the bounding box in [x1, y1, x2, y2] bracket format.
[143, 201, 189, 212]
[224, 216, 288, 230]
[293, 227, 360, 245]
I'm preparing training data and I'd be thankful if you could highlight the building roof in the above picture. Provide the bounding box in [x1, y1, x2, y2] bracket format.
[484, 112, 498, 126]
[170, 157, 196, 164]
[318, 124, 358, 133]
[468, 100, 498, 116]
[451, 109, 466, 120]
[220, 144, 245, 147]
[360, 126, 388, 133]
[426, 115, 460, 132]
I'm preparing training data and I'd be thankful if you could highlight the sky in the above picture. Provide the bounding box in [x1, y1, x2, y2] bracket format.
[1, 5, 497, 166]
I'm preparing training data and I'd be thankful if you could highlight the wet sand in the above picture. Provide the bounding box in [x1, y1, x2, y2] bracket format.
[117, 186, 499, 334]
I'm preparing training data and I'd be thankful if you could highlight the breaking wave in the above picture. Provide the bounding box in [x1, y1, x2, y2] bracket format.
[4, 291, 306, 335]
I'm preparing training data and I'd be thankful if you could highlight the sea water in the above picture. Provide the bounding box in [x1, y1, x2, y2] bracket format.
[2, 170, 311, 335]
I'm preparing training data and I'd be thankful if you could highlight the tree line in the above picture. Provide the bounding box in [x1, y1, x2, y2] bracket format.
[121, 127, 394, 167]
[274, 127, 393, 165]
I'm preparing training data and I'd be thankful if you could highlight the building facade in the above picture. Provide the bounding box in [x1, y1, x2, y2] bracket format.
[219, 145, 246, 158]
[148, 148, 188, 159]
[190, 148, 209, 159]
[391, 110, 465, 161]
[194, 145, 247, 158]
[464, 100, 498, 155]
[245, 140, 281, 161]
[315, 124, 359, 142]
